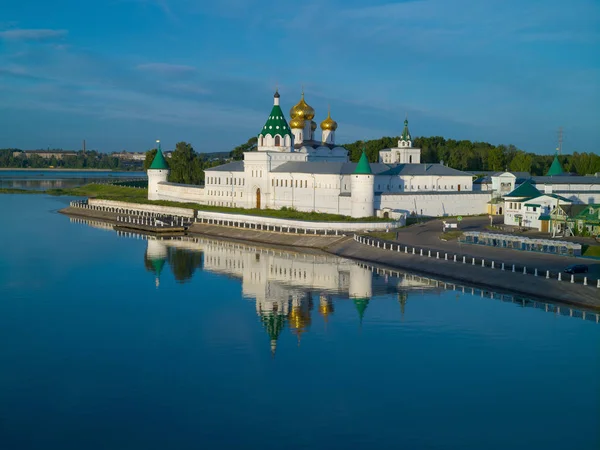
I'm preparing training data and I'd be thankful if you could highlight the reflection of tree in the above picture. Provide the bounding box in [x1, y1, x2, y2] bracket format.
[167, 248, 204, 283]
[398, 292, 408, 319]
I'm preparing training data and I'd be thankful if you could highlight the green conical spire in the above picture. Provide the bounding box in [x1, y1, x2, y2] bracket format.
[400, 117, 411, 141]
[354, 150, 372, 175]
[149, 141, 169, 170]
[259, 91, 292, 139]
[546, 154, 564, 176]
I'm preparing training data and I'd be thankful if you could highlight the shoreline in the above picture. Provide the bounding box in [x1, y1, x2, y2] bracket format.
[59, 206, 600, 310]
[0, 168, 141, 172]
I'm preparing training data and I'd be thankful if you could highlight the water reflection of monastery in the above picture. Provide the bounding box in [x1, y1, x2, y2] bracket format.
[139, 234, 600, 355]
[142, 235, 436, 355]
[69, 217, 600, 356]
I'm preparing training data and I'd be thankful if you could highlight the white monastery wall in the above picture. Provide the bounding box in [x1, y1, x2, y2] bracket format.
[377, 192, 491, 217]
[196, 210, 399, 231]
[155, 182, 206, 204]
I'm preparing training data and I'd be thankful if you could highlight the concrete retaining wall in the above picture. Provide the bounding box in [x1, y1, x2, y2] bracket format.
[88, 199, 195, 218]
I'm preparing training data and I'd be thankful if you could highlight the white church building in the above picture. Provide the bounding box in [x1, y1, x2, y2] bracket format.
[148, 91, 491, 218]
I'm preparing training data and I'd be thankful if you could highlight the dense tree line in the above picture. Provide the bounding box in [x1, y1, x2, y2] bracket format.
[144, 141, 226, 185]
[0, 149, 139, 170]
[343, 136, 600, 176]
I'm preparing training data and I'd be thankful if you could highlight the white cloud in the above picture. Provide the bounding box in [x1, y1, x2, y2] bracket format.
[0, 29, 67, 41]
[136, 62, 197, 75]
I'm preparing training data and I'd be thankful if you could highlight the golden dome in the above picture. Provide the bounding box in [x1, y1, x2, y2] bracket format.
[320, 109, 338, 131]
[311, 120, 317, 131]
[290, 116, 305, 129]
[289, 93, 315, 121]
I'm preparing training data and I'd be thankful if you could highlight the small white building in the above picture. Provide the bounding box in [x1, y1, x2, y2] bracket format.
[503, 180, 571, 232]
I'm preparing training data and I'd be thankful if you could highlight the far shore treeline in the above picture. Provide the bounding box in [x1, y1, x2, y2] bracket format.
[2, 135, 599, 186]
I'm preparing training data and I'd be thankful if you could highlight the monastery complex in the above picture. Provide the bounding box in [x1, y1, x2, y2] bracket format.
[147, 90, 600, 228]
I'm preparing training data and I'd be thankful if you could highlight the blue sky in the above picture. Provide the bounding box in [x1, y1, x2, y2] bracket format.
[0, 0, 598, 154]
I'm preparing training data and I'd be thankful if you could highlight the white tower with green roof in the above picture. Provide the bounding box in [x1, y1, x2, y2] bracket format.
[378, 118, 421, 164]
[147, 140, 170, 201]
[257, 91, 293, 152]
[351, 150, 375, 218]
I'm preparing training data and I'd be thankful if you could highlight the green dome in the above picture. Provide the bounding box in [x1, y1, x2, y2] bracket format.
[400, 118, 411, 141]
[354, 151, 372, 175]
[259, 102, 292, 139]
[546, 155, 564, 176]
[149, 143, 169, 170]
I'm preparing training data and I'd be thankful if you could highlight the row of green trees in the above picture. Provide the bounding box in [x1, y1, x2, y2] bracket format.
[143, 141, 225, 184]
[0, 149, 141, 170]
[344, 136, 600, 176]
[227, 136, 599, 176]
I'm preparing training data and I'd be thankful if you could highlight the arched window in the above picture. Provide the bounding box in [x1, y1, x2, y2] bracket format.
[275, 135, 281, 146]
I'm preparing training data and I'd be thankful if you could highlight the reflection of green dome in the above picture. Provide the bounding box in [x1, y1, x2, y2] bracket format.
[144, 250, 167, 288]
[353, 297, 370, 323]
[150, 258, 165, 276]
[260, 312, 287, 357]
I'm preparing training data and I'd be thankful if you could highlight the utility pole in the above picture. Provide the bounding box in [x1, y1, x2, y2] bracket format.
[556, 127, 563, 155]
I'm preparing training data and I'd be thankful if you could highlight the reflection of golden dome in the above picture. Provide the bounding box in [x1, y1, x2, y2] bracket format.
[319, 301, 334, 320]
[288, 306, 312, 342]
[290, 116, 305, 129]
[320, 109, 338, 131]
[289, 93, 315, 120]
[311, 120, 317, 131]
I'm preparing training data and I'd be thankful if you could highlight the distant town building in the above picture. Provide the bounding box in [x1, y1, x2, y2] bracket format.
[12, 150, 78, 160]
[111, 152, 147, 161]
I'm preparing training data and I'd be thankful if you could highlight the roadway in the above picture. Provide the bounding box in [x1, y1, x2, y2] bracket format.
[393, 216, 600, 280]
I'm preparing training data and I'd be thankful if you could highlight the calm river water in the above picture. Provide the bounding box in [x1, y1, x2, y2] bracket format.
[0, 170, 146, 191]
[0, 194, 598, 450]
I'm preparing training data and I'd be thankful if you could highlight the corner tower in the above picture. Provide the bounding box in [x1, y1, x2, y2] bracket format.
[351, 150, 375, 218]
[257, 90, 293, 152]
[147, 140, 169, 201]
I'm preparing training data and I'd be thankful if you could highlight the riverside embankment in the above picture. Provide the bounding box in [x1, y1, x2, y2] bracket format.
[323, 236, 600, 310]
[59, 203, 600, 309]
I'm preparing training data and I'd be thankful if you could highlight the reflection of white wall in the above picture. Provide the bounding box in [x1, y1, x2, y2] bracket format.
[349, 264, 373, 299]
[146, 238, 168, 260]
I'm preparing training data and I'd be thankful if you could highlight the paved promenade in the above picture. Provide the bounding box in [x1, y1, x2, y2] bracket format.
[325, 237, 600, 310]
[393, 217, 600, 280]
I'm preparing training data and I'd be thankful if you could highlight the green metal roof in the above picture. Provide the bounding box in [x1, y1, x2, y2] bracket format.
[539, 215, 551, 220]
[525, 203, 541, 207]
[400, 118, 411, 141]
[546, 155, 564, 176]
[149, 143, 169, 170]
[504, 180, 541, 198]
[354, 151, 372, 175]
[259, 104, 292, 138]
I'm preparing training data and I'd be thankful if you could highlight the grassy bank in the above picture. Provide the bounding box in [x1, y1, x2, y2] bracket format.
[50, 183, 392, 223]
[0, 188, 45, 194]
[582, 245, 600, 258]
